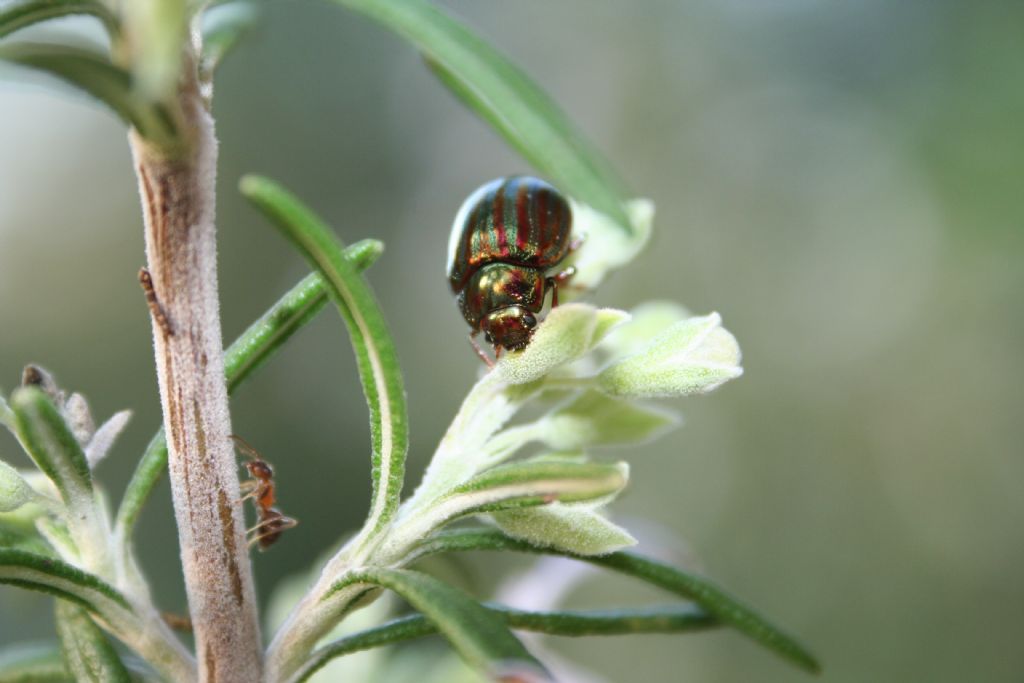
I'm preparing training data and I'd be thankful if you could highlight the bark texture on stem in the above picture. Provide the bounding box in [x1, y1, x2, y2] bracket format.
[130, 83, 262, 681]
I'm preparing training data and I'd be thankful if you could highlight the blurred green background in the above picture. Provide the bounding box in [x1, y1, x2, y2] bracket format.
[1, 1, 1022, 681]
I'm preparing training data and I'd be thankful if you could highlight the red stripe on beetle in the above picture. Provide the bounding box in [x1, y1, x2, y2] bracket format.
[515, 179, 531, 252]
[494, 180, 508, 257]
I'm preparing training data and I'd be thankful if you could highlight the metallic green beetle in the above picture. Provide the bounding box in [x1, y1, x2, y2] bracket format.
[447, 176, 575, 362]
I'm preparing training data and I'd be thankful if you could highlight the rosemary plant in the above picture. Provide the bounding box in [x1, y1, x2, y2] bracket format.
[0, 0, 818, 681]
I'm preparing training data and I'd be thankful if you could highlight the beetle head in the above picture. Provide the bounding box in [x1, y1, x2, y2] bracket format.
[481, 305, 537, 351]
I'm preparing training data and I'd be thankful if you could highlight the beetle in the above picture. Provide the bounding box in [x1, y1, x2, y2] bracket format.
[447, 176, 576, 362]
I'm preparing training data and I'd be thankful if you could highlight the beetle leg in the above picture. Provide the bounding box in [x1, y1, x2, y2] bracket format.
[469, 330, 495, 367]
[546, 266, 577, 308]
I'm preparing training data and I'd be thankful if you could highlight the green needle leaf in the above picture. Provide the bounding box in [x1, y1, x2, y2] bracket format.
[0, 549, 132, 621]
[413, 528, 821, 674]
[200, 1, 259, 78]
[296, 604, 715, 682]
[0, 642, 70, 683]
[115, 239, 384, 542]
[0, 394, 13, 430]
[121, 0, 187, 101]
[241, 174, 409, 536]
[324, 568, 546, 682]
[329, 0, 631, 233]
[55, 602, 131, 683]
[0, 43, 177, 146]
[10, 388, 91, 506]
[0, 0, 115, 40]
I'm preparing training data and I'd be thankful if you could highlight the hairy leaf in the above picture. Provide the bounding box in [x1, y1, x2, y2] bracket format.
[495, 305, 627, 385]
[10, 388, 91, 506]
[241, 175, 408, 537]
[55, 602, 131, 683]
[0, 460, 33, 513]
[598, 312, 743, 398]
[388, 461, 628, 551]
[490, 504, 637, 556]
[537, 390, 679, 451]
[0, 549, 132, 622]
[0, 0, 114, 40]
[201, 1, 259, 77]
[83, 410, 130, 468]
[0, 43, 177, 146]
[324, 568, 546, 681]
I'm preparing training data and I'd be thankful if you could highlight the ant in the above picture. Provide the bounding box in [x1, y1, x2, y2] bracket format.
[230, 434, 297, 551]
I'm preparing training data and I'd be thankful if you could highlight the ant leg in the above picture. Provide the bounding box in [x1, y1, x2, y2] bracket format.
[469, 330, 495, 367]
[246, 514, 299, 535]
[236, 480, 258, 505]
[246, 516, 298, 548]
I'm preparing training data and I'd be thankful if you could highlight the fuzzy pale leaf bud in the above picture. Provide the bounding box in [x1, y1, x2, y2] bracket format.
[496, 304, 627, 385]
[564, 199, 654, 294]
[598, 312, 743, 398]
[0, 459, 34, 513]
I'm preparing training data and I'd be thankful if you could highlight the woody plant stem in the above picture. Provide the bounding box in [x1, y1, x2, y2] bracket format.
[129, 56, 263, 681]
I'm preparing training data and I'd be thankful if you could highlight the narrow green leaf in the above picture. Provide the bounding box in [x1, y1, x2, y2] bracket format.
[10, 388, 91, 505]
[0, 394, 13, 430]
[329, 0, 631, 233]
[296, 604, 715, 683]
[0, 642, 70, 683]
[324, 568, 546, 681]
[55, 601, 131, 683]
[200, 1, 259, 77]
[224, 240, 383, 392]
[121, 0, 187, 101]
[0, 43, 176, 146]
[0, 525, 53, 556]
[0, 0, 115, 40]
[0, 549, 132, 620]
[413, 528, 821, 674]
[241, 174, 409, 536]
[114, 239, 383, 540]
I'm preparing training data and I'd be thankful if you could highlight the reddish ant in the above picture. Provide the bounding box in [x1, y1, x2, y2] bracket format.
[230, 434, 297, 551]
